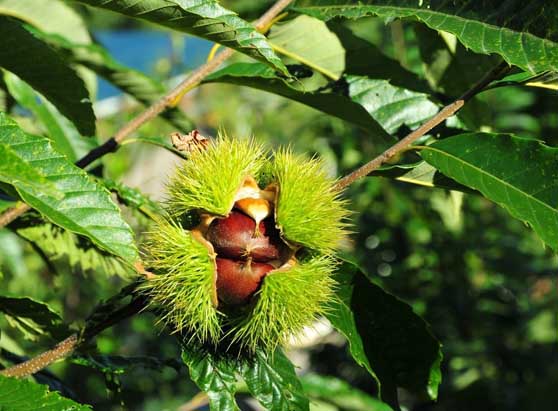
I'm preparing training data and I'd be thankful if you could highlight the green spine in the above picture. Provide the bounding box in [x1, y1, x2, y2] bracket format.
[140, 220, 221, 344]
[272, 148, 350, 253]
[228, 255, 337, 353]
[167, 134, 266, 217]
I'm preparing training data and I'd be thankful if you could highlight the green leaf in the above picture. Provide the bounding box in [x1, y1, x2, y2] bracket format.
[268, 15, 345, 80]
[0, 144, 59, 199]
[3, 72, 95, 162]
[0, 113, 138, 264]
[181, 347, 239, 411]
[347, 75, 438, 134]
[0, 17, 95, 135]
[421, 132, 558, 249]
[238, 349, 309, 411]
[301, 373, 393, 411]
[72, 0, 287, 75]
[293, 0, 558, 73]
[0, 0, 91, 44]
[327, 262, 442, 405]
[0, 295, 71, 341]
[204, 62, 391, 141]
[28, 28, 194, 131]
[0, 375, 91, 411]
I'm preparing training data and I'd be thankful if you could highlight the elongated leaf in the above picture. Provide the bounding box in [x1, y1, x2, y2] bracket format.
[302, 373, 393, 411]
[3, 72, 95, 162]
[73, 0, 287, 75]
[328, 262, 442, 406]
[238, 349, 309, 411]
[181, 347, 239, 411]
[0, 375, 91, 411]
[268, 15, 345, 80]
[0, 113, 138, 263]
[293, 0, 558, 73]
[204, 62, 391, 141]
[0, 17, 95, 135]
[0, 295, 71, 341]
[421, 133, 558, 249]
[29, 28, 194, 130]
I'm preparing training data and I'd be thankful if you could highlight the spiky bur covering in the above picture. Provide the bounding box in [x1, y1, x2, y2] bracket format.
[167, 134, 266, 217]
[140, 220, 221, 344]
[272, 149, 350, 252]
[142, 136, 349, 353]
[227, 255, 336, 353]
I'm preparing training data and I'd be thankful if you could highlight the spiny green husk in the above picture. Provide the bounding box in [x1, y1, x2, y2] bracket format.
[272, 148, 350, 252]
[227, 255, 337, 353]
[143, 136, 350, 354]
[139, 220, 221, 344]
[167, 134, 267, 217]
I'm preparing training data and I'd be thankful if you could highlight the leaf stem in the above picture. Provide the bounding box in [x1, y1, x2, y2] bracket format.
[0, 0, 294, 229]
[334, 61, 511, 191]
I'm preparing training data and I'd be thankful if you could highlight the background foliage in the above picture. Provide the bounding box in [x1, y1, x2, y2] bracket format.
[0, 1, 557, 410]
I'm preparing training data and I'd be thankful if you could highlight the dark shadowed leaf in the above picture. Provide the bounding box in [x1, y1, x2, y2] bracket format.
[72, 354, 182, 374]
[238, 349, 309, 411]
[0, 295, 71, 341]
[181, 347, 239, 411]
[329, 22, 432, 94]
[0, 114, 138, 264]
[0, 17, 95, 135]
[422, 133, 558, 249]
[293, 0, 558, 73]
[0, 375, 91, 410]
[327, 261, 442, 406]
[72, 0, 287, 75]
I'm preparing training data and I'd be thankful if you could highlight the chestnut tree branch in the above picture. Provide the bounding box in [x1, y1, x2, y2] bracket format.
[334, 61, 511, 191]
[0, 0, 294, 229]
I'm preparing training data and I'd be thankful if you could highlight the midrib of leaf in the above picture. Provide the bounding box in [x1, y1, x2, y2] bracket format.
[422, 145, 558, 220]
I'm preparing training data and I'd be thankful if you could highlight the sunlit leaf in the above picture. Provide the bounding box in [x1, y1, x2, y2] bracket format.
[0, 113, 138, 263]
[293, 0, 558, 73]
[422, 133, 558, 249]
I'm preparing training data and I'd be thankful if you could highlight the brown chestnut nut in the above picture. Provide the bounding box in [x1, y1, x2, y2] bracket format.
[206, 210, 283, 262]
[215, 258, 274, 305]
